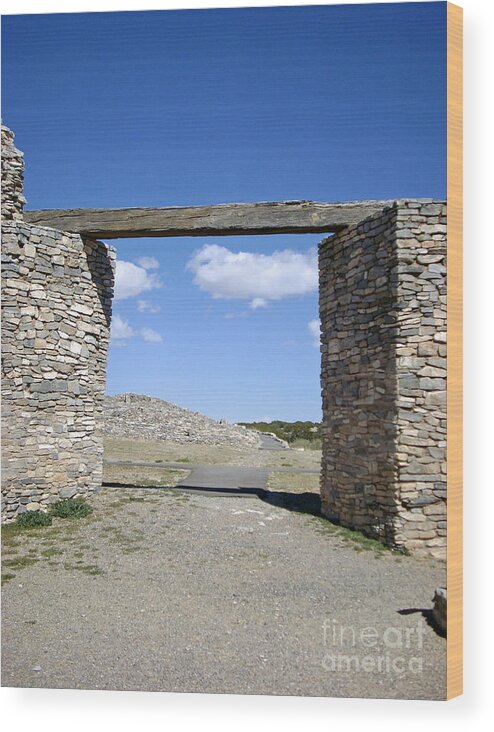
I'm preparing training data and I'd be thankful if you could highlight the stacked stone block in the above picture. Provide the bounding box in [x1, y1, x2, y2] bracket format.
[319, 201, 447, 558]
[1, 125, 26, 221]
[1, 127, 115, 521]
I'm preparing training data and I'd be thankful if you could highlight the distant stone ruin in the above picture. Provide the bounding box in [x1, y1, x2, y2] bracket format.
[104, 393, 260, 448]
[1, 125, 447, 557]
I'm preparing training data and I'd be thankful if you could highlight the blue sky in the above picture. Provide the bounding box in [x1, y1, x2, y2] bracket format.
[1, 3, 446, 422]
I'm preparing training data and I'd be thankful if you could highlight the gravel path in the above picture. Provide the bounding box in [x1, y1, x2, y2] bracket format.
[104, 459, 319, 475]
[258, 434, 287, 451]
[177, 465, 269, 493]
[103, 459, 320, 500]
[2, 487, 446, 698]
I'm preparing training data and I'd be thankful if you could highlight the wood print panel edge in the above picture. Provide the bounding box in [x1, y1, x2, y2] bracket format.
[446, 0, 463, 701]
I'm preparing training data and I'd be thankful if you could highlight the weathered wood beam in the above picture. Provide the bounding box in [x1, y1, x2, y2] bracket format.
[23, 200, 393, 239]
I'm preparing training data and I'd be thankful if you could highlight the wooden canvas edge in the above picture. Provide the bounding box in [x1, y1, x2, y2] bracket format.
[446, 1, 463, 701]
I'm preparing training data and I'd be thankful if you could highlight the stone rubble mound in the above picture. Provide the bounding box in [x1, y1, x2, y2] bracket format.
[104, 393, 260, 448]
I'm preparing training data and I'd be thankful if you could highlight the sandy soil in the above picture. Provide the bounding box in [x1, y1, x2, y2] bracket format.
[102, 463, 189, 487]
[2, 486, 446, 698]
[267, 471, 320, 494]
[104, 436, 322, 470]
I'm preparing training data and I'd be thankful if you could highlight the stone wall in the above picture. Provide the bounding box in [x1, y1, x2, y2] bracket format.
[1, 125, 26, 221]
[1, 128, 115, 521]
[319, 201, 447, 557]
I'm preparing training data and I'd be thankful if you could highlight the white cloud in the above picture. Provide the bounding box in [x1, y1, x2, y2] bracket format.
[308, 319, 321, 348]
[114, 260, 161, 301]
[110, 314, 134, 343]
[137, 256, 159, 270]
[186, 244, 318, 308]
[250, 297, 268, 310]
[140, 327, 163, 343]
[223, 311, 248, 320]
[137, 299, 161, 314]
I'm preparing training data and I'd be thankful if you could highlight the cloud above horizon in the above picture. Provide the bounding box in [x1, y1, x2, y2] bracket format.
[114, 260, 161, 301]
[137, 256, 159, 271]
[141, 327, 163, 343]
[110, 315, 162, 346]
[308, 319, 321, 348]
[186, 244, 318, 308]
[110, 314, 134, 344]
[137, 299, 161, 314]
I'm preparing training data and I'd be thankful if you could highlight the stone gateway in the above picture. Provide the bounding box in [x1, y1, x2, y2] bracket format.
[0, 126, 446, 557]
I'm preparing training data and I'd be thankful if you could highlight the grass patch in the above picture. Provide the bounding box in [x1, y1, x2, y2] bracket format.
[63, 562, 104, 576]
[16, 511, 52, 529]
[99, 525, 144, 552]
[310, 516, 389, 556]
[2, 572, 16, 585]
[103, 463, 188, 488]
[41, 547, 63, 558]
[81, 565, 104, 576]
[107, 499, 129, 509]
[3, 555, 38, 570]
[267, 471, 320, 495]
[169, 490, 191, 503]
[50, 498, 92, 519]
[1, 524, 21, 547]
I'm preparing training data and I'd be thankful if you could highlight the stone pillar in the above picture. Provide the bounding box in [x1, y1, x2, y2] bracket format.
[319, 200, 447, 557]
[1, 124, 26, 221]
[1, 127, 116, 521]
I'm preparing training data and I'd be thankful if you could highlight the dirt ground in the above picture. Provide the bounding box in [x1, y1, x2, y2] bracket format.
[103, 437, 322, 470]
[102, 463, 189, 487]
[267, 471, 320, 494]
[2, 485, 446, 699]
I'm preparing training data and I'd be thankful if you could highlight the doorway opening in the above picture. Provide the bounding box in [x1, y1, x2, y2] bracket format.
[102, 232, 326, 515]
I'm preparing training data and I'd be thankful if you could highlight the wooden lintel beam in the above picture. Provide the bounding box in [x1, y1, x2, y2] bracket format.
[23, 200, 396, 239]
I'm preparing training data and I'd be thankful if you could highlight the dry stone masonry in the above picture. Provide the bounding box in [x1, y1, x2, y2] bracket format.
[319, 201, 447, 558]
[1, 125, 448, 557]
[1, 126, 115, 521]
[1, 125, 26, 221]
[104, 393, 260, 448]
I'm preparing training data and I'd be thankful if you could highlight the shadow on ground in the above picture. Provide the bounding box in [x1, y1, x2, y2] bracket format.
[103, 482, 322, 518]
[397, 607, 446, 638]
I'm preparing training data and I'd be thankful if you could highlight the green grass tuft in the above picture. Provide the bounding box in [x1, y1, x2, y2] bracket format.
[3, 555, 38, 570]
[50, 498, 92, 519]
[310, 515, 391, 556]
[16, 511, 52, 529]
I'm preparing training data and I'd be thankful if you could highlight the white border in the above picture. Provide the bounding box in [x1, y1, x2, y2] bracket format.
[1, 0, 493, 728]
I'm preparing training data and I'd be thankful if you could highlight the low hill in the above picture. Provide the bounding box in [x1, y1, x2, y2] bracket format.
[239, 420, 322, 448]
[104, 393, 260, 448]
